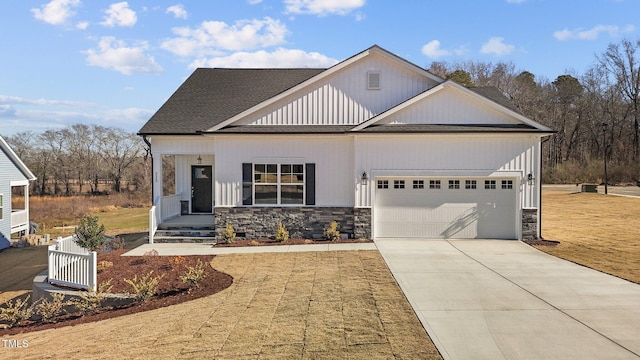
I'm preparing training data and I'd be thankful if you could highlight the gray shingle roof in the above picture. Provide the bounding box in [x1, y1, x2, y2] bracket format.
[138, 68, 326, 135]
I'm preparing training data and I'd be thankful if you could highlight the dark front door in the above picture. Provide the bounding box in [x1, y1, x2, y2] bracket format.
[191, 165, 212, 213]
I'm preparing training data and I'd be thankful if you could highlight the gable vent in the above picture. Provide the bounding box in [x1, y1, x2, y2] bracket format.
[367, 71, 380, 90]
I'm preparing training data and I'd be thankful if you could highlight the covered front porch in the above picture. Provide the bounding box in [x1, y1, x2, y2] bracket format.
[10, 180, 31, 236]
[149, 153, 215, 243]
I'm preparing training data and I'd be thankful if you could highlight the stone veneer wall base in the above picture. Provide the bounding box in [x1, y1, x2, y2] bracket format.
[522, 208, 538, 241]
[215, 207, 372, 241]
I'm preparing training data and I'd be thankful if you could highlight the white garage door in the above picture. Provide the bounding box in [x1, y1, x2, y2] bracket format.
[374, 178, 517, 239]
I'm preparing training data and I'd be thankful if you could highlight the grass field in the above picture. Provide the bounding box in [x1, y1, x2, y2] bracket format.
[538, 190, 640, 284]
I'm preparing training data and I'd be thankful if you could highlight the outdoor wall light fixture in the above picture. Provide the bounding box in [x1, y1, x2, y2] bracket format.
[527, 173, 535, 185]
[361, 171, 368, 185]
[197, 155, 202, 164]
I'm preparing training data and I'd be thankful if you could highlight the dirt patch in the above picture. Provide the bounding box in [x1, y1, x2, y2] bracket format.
[0, 250, 233, 336]
[215, 238, 373, 247]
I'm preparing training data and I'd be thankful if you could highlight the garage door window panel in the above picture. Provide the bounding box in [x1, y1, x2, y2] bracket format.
[448, 180, 460, 189]
[502, 180, 513, 189]
[413, 180, 424, 189]
[394, 180, 405, 189]
[430, 180, 441, 189]
[377, 180, 389, 189]
[485, 180, 496, 189]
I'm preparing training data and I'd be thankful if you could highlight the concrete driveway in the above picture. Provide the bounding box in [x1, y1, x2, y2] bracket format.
[375, 239, 640, 360]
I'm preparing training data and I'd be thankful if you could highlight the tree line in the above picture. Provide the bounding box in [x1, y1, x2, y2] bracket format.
[429, 38, 640, 184]
[4, 124, 149, 196]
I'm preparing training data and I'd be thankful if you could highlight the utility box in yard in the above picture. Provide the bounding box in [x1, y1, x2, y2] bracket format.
[581, 184, 598, 193]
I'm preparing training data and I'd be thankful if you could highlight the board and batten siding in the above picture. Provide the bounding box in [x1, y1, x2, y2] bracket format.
[0, 149, 29, 238]
[236, 54, 438, 126]
[213, 136, 354, 207]
[379, 86, 519, 125]
[354, 135, 540, 209]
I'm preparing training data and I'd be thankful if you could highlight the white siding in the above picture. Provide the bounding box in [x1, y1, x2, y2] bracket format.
[213, 136, 353, 207]
[380, 87, 519, 125]
[0, 148, 30, 239]
[237, 54, 438, 126]
[354, 134, 539, 209]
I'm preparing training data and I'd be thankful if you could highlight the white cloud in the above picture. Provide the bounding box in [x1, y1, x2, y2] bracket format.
[76, 21, 89, 29]
[31, 0, 81, 25]
[480, 37, 515, 56]
[553, 24, 635, 41]
[166, 4, 187, 19]
[284, 0, 366, 16]
[100, 2, 137, 27]
[190, 48, 338, 68]
[161, 17, 288, 57]
[0, 94, 153, 136]
[84, 37, 163, 75]
[421, 40, 451, 59]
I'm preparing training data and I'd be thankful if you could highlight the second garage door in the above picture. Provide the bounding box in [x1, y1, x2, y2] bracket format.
[374, 178, 517, 239]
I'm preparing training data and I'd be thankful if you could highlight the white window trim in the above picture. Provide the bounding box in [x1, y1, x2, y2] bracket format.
[253, 163, 305, 206]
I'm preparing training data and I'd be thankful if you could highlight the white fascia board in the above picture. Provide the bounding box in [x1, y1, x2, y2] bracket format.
[0, 136, 36, 181]
[350, 84, 447, 131]
[207, 45, 443, 132]
[207, 50, 373, 132]
[444, 81, 554, 132]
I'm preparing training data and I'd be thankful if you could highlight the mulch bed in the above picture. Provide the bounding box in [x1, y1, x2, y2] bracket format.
[215, 238, 373, 247]
[524, 238, 560, 246]
[0, 250, 233, 336]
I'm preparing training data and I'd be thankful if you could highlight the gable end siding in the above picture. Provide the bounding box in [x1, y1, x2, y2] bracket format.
[236, 54, 438, 126]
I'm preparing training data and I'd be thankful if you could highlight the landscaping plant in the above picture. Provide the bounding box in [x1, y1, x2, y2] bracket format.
[180, 259, 207, 290]
[71, 279, 113, 315]
[221, 223, 236, 244]
[323, 221, 341, 240]
[275, 221, 289, 242]
[0, 296, 34, 327]
[74, 214, 106, 251]
[124, 271, 164, 302]
[34, 293, 67, 323]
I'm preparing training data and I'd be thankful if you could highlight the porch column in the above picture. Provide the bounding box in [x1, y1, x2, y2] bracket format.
[152, 154, 163, 205]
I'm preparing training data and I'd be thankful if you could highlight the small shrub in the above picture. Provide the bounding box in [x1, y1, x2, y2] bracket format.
[0, 296, 33, 327]
[110, 236, 125, 250]
[221, 223, 236, 244]
[304, 239, 314, 244]
[34, 293, 67, 323]
[97, 260, 114, 273]
[323, 221, 341, 241]
[143, 249, 159, 257]
[249, 240, 261, 246]
[180, 260, 207, 289]
[74, 214, 106, 251]
[275, 222, 289, 242]
[71, 280, 113, 315]
[124, 271, 164, 302]
[169, 256, 186, 266]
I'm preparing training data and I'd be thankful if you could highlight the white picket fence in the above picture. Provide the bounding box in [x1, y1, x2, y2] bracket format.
[48, 236, 97, 291]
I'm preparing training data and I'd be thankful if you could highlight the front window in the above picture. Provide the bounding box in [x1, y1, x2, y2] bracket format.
[254, 164, 304, 205]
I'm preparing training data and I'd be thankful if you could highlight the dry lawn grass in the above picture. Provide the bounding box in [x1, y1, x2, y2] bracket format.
[538, 190, 640, 284]
[5, 251, 441, 360]
[28, 194, 149, 236]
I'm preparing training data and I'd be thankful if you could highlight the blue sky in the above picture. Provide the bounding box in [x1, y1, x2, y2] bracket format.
[0, 0, 637, 136]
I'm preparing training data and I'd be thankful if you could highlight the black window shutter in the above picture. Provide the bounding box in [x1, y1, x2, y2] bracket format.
[242, 163, 252, 205]
[305, 163, 315, 205]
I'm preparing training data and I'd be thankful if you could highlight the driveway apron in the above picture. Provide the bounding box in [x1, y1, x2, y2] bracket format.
[375, 239, 640, 360]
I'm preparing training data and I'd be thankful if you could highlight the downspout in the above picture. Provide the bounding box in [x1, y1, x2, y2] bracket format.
[142, 135, 153, 205]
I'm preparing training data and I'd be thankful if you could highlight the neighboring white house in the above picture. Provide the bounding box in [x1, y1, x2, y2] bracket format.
[138, 45, 553, 242]
[0, 136, 36, 250]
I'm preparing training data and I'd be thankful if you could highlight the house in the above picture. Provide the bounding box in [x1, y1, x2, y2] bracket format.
[138, 45, 553, 243]
[0, 136, 36, 250]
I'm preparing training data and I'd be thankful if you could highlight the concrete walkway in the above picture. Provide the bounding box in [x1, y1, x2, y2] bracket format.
[375, 239, 640, 360]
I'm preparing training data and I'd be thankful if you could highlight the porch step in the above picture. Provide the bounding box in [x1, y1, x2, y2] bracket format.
[153, 222, 216, 244]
